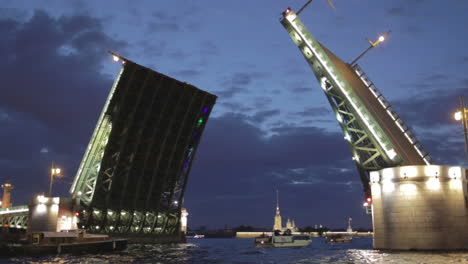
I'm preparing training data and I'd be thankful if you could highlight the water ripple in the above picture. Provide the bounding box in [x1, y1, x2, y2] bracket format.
[2, 237, 468, 264]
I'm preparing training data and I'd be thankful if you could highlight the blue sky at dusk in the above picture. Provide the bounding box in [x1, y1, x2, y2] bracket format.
[1, 0, 467, 229]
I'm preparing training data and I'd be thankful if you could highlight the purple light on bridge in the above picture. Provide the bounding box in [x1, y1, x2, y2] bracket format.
[202, 107, 209, 114]
[183, 159, 191, 169]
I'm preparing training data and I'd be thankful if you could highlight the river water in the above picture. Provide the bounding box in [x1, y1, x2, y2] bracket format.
[2, 237, 468, 264]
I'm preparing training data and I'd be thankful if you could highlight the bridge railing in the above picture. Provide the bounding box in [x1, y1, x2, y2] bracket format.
[352, 64, 432, 165]
[0, 205, 29, 215]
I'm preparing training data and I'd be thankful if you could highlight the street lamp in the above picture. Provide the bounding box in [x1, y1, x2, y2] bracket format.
[350, 31, 391, 66]
[49, 162, 63, 197]
[453, 96, 468, 159]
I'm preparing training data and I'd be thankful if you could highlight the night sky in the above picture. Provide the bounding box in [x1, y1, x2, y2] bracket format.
[1, 0, 467, 230]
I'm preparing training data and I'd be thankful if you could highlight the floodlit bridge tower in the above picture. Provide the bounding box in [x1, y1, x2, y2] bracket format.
[280, 7, 468, 250]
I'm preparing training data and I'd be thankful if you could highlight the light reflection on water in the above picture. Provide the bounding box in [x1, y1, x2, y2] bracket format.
[2, 237, 468, 264]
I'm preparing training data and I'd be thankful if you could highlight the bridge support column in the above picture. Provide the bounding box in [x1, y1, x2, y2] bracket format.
[370, 165, 468, 250]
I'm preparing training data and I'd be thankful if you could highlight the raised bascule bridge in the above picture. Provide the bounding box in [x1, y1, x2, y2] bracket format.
[280, 6, 468, 250]
[0, 54, 217, 243]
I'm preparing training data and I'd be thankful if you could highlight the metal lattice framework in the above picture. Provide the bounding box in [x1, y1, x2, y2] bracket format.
[70, 56, 216, 235]
[280, 9, 432, 195]
[0, 206, 29, 229]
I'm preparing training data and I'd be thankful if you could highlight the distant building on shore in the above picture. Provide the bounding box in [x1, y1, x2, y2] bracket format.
[273, 190, 298, 232]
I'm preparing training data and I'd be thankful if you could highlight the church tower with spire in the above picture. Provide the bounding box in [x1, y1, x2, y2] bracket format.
[273, 190, 282, 231]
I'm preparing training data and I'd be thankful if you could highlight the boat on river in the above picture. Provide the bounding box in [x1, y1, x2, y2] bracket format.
[325, 233, 353, 244]
[255, 234, 311, 248]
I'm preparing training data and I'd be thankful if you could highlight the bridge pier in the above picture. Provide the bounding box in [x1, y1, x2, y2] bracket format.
[371, 165, 468, 250]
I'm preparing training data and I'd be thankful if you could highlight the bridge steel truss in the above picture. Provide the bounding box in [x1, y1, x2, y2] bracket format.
[0, 206, 29, 230]
[280, 9, 432, 196]
[70, 58, 217, 236]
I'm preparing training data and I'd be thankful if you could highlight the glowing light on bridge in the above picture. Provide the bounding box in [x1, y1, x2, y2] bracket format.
[37, 195, 48, 204]
[382, 168, 394, 180]
[448, 167, 461, 179]
[37, 204, 47, 213]
[449, 179, 462, 190]
[426, 177, 440, 190]
[400, 183, 417, 196]
[424, 166, 440, 177]
[285, 14, 398, 161]
[370, 171, 380, 183]
[382, 181, 395, 193]
[400, 166, 417, 178]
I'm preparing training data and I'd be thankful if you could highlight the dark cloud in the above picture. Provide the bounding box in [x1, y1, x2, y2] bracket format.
[254, 96, 273, 109]
[147, 12, 180, 32]
[394, 85, 468, 129]
[419, 128, 467, 165]
[230, 73, 253, 86]
[214, 71, 271, 98]
[135, 39, 166, 58]
[147, 9, 202, 33]
[390, 82, 468, 166]
[219, 102, 253, 112]
[0, 10, 125, 137]
[293, 107, 331, 118]
[0, 10, 126, 203]
[185, 113, 369, 228]
[250, 110, 280, 123]
[223, 72, 270, 87]
[214, 86, 248, 98]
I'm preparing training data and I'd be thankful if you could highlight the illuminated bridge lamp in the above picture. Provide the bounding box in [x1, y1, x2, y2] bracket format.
[202, 107, 209, 114]
[49, 163, 63, 196]
[350, 30, 391, 66]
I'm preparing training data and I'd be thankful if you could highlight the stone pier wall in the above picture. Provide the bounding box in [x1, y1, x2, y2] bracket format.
[371, 165, 468, 250]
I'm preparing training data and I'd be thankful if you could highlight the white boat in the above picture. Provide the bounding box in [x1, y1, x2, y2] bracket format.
[255, 235, 311, 248]
[186, 234, 205, 239]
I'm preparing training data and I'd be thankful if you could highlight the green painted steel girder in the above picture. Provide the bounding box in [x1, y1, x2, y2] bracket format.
[280, 9, 432, 195]
[0, 205, 29, 229]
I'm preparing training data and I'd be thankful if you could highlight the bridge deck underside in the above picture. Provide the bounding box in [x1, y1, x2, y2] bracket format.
[322, 47, 427, 166]
[72, 61, 216, 235]
[280, 10, 431, 195]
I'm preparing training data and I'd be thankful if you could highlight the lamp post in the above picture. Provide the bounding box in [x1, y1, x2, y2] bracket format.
[350, 31, 391, 66]
[296, 0, 336, 15]
[48, 162, 62, 197]
[454, 96, 468, 159]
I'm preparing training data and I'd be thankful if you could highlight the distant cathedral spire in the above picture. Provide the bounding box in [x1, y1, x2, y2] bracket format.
[276, 189, 280, 213]
[273, 189, 282, 231]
